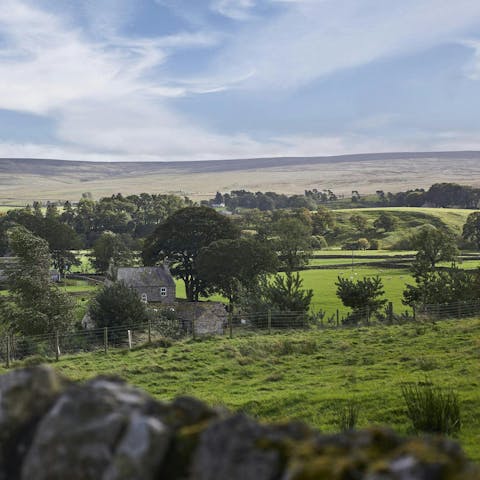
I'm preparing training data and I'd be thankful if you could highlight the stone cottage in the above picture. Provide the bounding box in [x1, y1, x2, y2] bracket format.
[114, 266, 176, 304]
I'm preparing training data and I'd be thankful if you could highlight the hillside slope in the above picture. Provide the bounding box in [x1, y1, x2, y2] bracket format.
[2, 151, 480, 203]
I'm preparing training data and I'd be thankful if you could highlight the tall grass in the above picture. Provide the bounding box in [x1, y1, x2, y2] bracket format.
[401, 381, 461, 435]
[335, 399, 360, 432]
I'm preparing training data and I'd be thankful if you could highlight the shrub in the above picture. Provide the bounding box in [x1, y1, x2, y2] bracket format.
[401, 381, 461, 435]
[89, 282, 149, 330]
[311, 235, 328, 250]
[335, 399, 360, 431]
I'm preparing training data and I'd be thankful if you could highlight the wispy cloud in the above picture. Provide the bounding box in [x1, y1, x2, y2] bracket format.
[210, 0, 480, 90]
[210, 0, 256, 20]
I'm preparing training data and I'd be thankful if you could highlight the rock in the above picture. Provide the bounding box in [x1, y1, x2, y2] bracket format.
[21, 377, 171, 480]
[190, 413, 307, 480]
[0, 366, 67, 480]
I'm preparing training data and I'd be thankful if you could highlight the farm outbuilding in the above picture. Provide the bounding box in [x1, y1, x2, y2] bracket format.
[113, 266, 176, 304]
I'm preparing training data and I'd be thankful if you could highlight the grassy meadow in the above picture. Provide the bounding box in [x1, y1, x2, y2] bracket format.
[18, 317, 479, 461]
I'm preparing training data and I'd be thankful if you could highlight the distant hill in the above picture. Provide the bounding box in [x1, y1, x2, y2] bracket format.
[1, 151, 480, 203]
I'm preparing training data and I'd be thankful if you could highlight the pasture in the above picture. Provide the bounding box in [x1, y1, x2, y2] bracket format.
[25, 317, 480, 461]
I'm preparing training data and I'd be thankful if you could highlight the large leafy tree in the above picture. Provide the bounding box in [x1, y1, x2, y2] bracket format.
[5, 227, 74, 335]
[410, 225, 458, 270]
[91, 232, 135, 275]
[462, 212, 480, 249]
[142, 206, 239, 301]
[197, 237, 278, 308]
[272, 217, 312, 271]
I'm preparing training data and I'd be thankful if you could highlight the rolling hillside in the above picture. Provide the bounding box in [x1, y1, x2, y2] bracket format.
[2, 151, 480, 203]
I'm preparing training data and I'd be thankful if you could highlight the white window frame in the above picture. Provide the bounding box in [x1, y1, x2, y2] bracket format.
[160, 287, 167, 297]
[141, 293, 148, 303]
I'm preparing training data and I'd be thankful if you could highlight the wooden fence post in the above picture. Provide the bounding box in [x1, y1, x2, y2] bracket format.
[388, 302, 393, 324]
[104, 327, 108, 354]
[366, 306, 370, 325]
[228, 312, 233, 339]
[268, 309, 272, 334]
[148, 317, 152, 344]
[127, 330, 132, 350]
[336, 309, 339, 327]
[412, 305, 416, 321]
[55, 331, 60, 362]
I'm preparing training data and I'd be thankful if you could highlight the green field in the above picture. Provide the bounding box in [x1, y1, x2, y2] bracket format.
[20, 317, 479, 461]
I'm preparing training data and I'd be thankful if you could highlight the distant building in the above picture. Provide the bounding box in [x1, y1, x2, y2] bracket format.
[113, 266, 176, 304]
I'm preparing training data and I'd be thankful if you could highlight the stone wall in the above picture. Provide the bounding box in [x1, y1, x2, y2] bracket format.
[0, 366, 478, 480]
[173, 301, 226, 336]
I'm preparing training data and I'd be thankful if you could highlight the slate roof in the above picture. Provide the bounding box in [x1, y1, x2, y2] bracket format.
[116, 266, 175, 288]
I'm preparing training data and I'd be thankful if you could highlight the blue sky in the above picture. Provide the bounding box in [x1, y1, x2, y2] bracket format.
[1, 0, 480, 161]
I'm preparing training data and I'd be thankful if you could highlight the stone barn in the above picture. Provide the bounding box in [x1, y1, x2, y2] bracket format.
[115, 266, 176, 304]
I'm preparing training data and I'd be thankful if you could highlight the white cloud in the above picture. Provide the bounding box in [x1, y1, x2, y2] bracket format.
[1, 0, 480, 162]
[210, 0, 256, 20]
[210, 0, 480, 90]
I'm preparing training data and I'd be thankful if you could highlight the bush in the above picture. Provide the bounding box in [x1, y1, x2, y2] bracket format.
[402, 381, 461, 435]
[89, 282, 149, 330]
[311, 235, 328, 250]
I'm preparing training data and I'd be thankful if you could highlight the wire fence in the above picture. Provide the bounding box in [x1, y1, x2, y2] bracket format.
[1, 299, 480, 368]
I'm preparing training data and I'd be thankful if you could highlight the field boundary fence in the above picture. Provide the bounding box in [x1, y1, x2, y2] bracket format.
[1, 299, 480, 367]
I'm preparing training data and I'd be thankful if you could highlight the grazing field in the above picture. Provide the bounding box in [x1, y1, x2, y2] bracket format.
[21, 317, 480, 461]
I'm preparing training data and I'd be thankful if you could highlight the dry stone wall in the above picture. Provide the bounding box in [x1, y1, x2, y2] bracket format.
[0, 366, 478, 480]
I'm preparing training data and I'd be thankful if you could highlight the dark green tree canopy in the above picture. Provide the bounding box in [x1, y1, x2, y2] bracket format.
[197, 237, 279, 306]
[403, 265, 479, 308]
[336, 275, 387, 322]
[410, 225, 458, 270]
[272, 217, 312, 271]
[373, 212, 396, 232]
[142, 206, 239, 301]
[462, 212, 480, 249]
[91, 232, 135, 275]
[89, 282, 148, 330]
[5, 226, 74, 335]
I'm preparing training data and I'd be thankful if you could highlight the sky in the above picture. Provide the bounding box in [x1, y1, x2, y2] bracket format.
[1, 0, 480, 161]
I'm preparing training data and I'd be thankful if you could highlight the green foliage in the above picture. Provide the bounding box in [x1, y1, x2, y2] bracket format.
[402, 381, 461, 435]
[91, 232, 135, 275]
[272, 217, 313, 271]
[335, 276, 387, 323]
[142, 206, 239, 301]
[197, 237, 278, 306]
[410, 225, 458, 269]
[312, 206, 336, 235]
[349, 214, 368, 233]
[265, 271, 313, 313]
[335, 399, 360, 432]
[462, 212, 480, 249]
[373, 212, 396, 232]
[310, 235, 328, 250]
[403, 265, 479, 308]
[5, 226, 74, 335]
[89, 282, 148, 330]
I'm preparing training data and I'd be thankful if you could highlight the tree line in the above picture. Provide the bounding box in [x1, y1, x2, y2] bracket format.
[206, 182, 480, 212]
